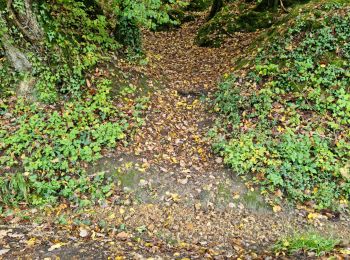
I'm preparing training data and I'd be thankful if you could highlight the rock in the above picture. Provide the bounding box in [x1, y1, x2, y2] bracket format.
[79, 228, 89, 238]
[116, 231, 130, 240]
[215, 157, 223, 164]
[139, 179, 148, 187]
[177, 178, 188, 184]
[0, 249, 10, 256]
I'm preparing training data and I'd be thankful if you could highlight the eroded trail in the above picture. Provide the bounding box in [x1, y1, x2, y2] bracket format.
[4, 14, 350, 260]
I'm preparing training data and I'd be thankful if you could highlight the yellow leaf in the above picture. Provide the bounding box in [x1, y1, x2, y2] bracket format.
[108, 213, 116, 220]
[48, 242, 65, 252]
[340, 248, 350, 255]
[340, 164, 350, 180]
[26, 237, 36, 246]
[273, 205, 282, 212]
[307, 212, 324, 220]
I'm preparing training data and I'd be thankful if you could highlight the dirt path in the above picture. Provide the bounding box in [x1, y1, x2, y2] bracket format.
[2, 14, 350, 260]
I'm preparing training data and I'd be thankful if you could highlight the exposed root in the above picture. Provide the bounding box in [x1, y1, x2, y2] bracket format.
[7, 0, 44, 44]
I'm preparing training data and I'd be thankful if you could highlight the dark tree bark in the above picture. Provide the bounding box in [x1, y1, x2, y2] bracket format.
[207, 0, 223, 20]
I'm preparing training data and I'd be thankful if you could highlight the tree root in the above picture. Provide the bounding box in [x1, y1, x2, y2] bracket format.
[7, 0, 43, 44]
[279, 0, 289, 13]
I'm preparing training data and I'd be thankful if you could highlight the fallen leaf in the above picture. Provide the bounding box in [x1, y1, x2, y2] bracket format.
[26, 237, 37, 246]
[48, 243, 65, 252]
[272, 205, 282, 212]
[307, 212, 326, 221]
[0, 249, 10, 256]
[340, 248, 350, 255]
[177, 178, 188, 185]
[340, 164, 350, 180]
[0, 229, 10, 239]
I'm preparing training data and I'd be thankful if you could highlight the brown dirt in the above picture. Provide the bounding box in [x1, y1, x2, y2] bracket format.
[1, 13, 350, 260]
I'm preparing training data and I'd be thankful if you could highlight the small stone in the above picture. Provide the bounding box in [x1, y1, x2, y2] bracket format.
[116, 231, 129, 240]
[0, 249, 10, 256]
[178, 178, 188, 185]
[307, 252, 316, 257]
[228, 202, 236, 208]
[215, 157, 223, 164]
[139, 179, 148, 187]
[4, 113, 12, 119]
[79, 228, 89, 238]
[194, 202, 201, 210]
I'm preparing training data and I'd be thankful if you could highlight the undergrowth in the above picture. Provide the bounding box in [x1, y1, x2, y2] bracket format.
[0, 1, 156, 210]
[0, 79, 148, 208]
[274, 232, 340, 256]
[213, 1, 350, 210]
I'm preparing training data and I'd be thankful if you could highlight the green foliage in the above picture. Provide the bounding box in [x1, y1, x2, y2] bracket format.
[114, 0, 185, 29]
[0, 0, 154, 208]
[1, 0, 185, 99]
[274, 232, 340, 256]
[0, 60, 22, 98]
[214, 1, 350, 210]
[186, 0, 212, 11]
[113, 0, 187, 53]
[195, 2, 275, 47]
[31, 0, 119, 100]
[0, 80, 128, 206]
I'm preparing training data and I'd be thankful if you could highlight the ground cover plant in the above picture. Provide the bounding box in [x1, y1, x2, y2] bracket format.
[274, 231, 340, 256]
[213, 0, 350, 210]
[1, 0, 350, 258]
[0, 0, 180, 209]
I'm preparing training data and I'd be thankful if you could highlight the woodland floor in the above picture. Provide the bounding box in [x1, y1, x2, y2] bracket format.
[1, 13, 350, 260]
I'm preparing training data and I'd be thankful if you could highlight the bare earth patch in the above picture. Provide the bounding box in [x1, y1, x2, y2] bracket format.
[1, 13, 350, 260]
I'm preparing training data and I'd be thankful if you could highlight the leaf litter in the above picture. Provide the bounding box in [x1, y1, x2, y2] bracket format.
[1, 10, 350, 260]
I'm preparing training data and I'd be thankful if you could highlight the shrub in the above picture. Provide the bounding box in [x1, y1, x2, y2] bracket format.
[213, 1, 350, 210]
[0, 80, 126, 206]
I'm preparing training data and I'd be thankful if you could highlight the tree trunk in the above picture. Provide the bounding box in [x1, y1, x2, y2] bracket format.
[0, 3, 39, 99]
[2, 35, 32, 72]
[6, 0, 43, 44]
[0, 13, 31, 72]
[207, 0, 223, 20]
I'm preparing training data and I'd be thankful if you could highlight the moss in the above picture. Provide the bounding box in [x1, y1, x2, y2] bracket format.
[255, 0, 311, 11]
[186, 0, 213, 11]
[217, 183, 232, 201]
[195, 8, 275, 47]
[115, 169, 140, 190]
[228, 11, 275, 33]
[195, 18, 227, 47]
[241, 191, 269, 211]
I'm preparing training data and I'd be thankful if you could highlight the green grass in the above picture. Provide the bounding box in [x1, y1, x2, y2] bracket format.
[274, 232, 340, 256]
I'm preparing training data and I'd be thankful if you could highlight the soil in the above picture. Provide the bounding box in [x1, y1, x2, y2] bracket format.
[1, 12, 350, 260]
